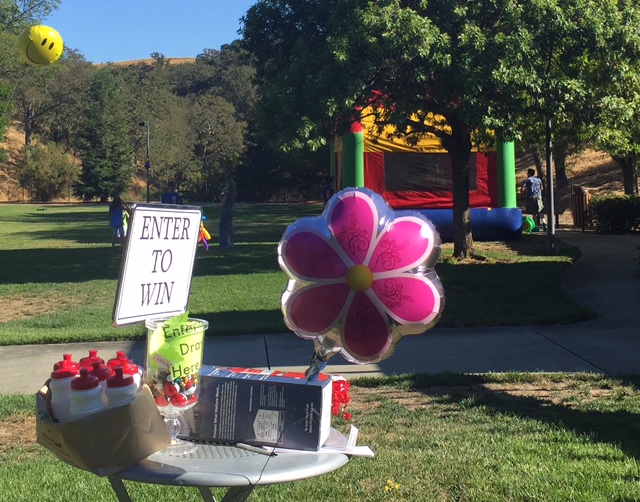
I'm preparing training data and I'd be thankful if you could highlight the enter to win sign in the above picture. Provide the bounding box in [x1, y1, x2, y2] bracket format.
[113, 204, 202, 326]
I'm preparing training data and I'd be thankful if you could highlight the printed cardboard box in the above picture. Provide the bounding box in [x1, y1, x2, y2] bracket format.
[180, 365, 332, 451]
[36, 383, 170, 477]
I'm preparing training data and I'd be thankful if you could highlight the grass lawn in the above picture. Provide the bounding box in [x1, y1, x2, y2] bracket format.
[3, 373, 640, 501]
[0, 204, 631, 501]
[0, 203, 594, 345]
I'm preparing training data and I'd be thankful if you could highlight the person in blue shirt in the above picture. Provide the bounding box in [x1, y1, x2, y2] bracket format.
[109, 196, 130, 247]
[161, 181, 183, 205]
[522, 169, 546, 230]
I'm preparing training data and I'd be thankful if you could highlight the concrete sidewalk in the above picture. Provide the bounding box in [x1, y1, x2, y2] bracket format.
[3, 229, 640, 395]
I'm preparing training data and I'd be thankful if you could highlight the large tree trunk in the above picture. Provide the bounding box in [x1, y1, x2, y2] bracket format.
[612, 156, 639, 195]
[553, 151, 568, 185]
[529, 147, 546, 185]
[552, 143, 569, 183]
[21, 102, 34, 147]
[442, 118, 473, 259]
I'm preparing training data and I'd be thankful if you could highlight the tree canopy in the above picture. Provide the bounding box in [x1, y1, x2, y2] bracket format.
[242, 0, 640, 257]
[0, 9, 258, 202]
[1, 0, 640, 221]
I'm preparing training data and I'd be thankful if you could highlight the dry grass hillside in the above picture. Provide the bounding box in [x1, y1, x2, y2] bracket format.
[0, 126, 26, 202]
[101, 57, 196, 67]
[0, 58, 196, 203]
[517, 149, 624, 198]
[517, 149, 624, 226]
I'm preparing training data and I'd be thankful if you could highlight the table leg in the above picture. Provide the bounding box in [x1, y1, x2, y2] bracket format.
[108, 478, 133, 502]
[108, 478, 253, 502]
[219, 485, 255, 502]
[197, 486, 218, 502]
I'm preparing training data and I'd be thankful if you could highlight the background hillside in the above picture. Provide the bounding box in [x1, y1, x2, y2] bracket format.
[0, 127, 27, 202]
[0, 51, 625, 213]
[1, 113, 624, 229]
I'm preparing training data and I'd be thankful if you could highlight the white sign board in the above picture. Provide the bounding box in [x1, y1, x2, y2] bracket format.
[113, 203, 203, 326]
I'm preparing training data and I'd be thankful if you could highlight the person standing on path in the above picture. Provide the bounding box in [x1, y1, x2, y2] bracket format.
[109, 196, 129, 247]
[322, 175, 335, 207]
[219, 177, 237, 248]
[522, 168, 546, 230]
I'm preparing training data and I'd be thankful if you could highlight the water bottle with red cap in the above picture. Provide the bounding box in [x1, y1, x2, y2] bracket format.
[107, 351, 128, 370]
[107, 351, 141, 388]
[89, 361, 113, 404]
[49, 358, 79, 423]
[79, 350, 105, 368]
[52, 353, 80, 372]
[69, 367, 105, 420]
[105, 366, 138, 409]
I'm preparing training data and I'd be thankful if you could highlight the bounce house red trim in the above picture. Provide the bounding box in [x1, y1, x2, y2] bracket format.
[363, 151, 498, 210]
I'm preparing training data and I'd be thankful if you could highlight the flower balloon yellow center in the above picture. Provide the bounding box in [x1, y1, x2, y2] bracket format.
[346, 264, 373, 292]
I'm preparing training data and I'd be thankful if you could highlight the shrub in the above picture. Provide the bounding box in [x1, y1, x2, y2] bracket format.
[12, 143, 80, 202]
[588, 195, 640, 233]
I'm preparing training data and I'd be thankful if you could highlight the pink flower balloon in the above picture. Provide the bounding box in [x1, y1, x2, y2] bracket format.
[278, 188, 445, 366]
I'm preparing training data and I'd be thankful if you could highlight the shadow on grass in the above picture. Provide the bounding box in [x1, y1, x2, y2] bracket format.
[504, 233, 581, 259]
[0, 243, 283, 284]
[23, 207, 108, 224]
[18, 205, 111, 242]
[437, 260, 595, 326]
[202, 202, 323, 244]
[193, 244, 281, 276]
[8, 203, 322, 248]
[0, 247, 595, 327]
[17, 226, 111, 245]
[199, 310, 287, 336]
[459, 233, 582, 261]
[357, 373, 640, 460]
[0, 247, 125, 283]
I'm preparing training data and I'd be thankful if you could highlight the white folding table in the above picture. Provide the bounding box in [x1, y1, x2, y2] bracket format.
[107, 429, 349, 502]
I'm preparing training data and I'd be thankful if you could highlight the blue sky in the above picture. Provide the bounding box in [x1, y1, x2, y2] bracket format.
[44, 0, 257, 63]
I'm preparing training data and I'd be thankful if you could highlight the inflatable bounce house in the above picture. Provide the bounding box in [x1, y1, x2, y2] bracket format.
[330, 113, 522, 242]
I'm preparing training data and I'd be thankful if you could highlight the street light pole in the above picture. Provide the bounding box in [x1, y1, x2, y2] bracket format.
[140, 121, 150, 203]
[545, 116, 556, 254]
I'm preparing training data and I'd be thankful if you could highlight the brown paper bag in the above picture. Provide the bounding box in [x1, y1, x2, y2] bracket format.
[36, 383, 170, 476]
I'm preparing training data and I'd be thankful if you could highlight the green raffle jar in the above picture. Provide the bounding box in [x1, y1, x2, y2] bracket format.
[144, 315, 208, 442]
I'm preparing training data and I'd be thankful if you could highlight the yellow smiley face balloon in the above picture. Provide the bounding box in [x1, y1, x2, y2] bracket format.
[18, 25, 63, 66]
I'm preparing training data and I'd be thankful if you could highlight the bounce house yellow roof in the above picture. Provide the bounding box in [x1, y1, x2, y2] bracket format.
[362, 109, 448, 153]
[335, 107, 491, 153]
